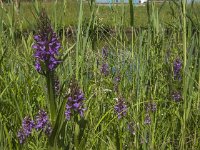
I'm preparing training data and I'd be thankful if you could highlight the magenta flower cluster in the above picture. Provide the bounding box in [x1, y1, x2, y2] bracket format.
[146, 102, 157, 112]
[173, 58, 182, 80]
[65, 87, 86, 120]
[35, 109, 52, 135]
[17, 110, 51, 144]
[32, 11, 61, 73]
[33, 33, 61, 72]
[144, 114, 151, 125]
[114, 97, 127, 119]
[17, 117, 34, 144]
[172, 91, 182, 102]
[171, 58, 182, 102]
[101, 63, 109, 76]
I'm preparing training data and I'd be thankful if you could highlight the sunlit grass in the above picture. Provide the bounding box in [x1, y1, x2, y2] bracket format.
[0, 0, 200, 149]
[1, 0, 199, 31]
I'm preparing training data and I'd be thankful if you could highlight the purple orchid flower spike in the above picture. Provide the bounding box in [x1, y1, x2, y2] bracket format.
[17, 116, 34, 144]
[35, 109, 52, 136]
[32, 9, 61, 74]
[65, 80, 86, 120]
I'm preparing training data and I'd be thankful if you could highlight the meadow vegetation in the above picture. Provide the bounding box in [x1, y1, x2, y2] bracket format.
[0, 0, 200, 150]
[0, 0, 190, 30]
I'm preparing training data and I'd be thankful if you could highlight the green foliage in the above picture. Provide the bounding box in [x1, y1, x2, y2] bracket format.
[0, 0, 200, 149]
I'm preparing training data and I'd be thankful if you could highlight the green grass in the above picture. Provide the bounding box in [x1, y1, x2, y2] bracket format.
[0, 1, 187, 30]
[0, 0, 200, 149]
[1, 0, 200, 34]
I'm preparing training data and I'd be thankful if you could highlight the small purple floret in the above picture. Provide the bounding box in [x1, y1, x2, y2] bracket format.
[173, 58, 182, 80]
[114, 76, 121, 83]
[17, 129, 26, 144]
[101, 63, 109, 76]
[17, 116, 34, 144]
[114, 97, 127, 119]
[17, 109, 52, 144]
[45, 123, 52, 136]
[22, 116, 35, 136]
[172, 91, 182, 102]
[35, 109, 51, 135]
[65, 89, 86, 120]
[146, 102, 157, 112]
[35, 109, 48, 130]
[144, 114, 151, 125]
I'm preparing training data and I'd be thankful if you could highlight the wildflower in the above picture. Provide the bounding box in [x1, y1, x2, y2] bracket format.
[146, 103, 151, 112]
[101, 63, 109, 76]
[172, 91, 182, 102]
[17, 116, 34, 144]
[114, 97, 127, 119]
[21, 117, 35, 136]
[114, 75, 121, 83]
[44, 123, 52, 136]
[35, 109, 51, 132]
[146, 102, 157, 112]
[173, 58, 182, 80]
[144, 114, 151, 125]
[32, 10, 61, 74]
[65, 105, 72, 120]
[17, 129, 26, 144]
[65, 82, 86, 120]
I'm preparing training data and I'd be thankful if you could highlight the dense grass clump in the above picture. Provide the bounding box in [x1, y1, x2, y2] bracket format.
[0, 0, 200, 149]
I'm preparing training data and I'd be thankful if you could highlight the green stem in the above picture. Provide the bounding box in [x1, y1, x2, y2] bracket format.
[76, 0, 83, 80]
[129, 0, 134, 27]
[182, 0, 187, 70]
[74, 115, 80, 149]
[182, 0, 187, 149]
[46, 71, 57, 124]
